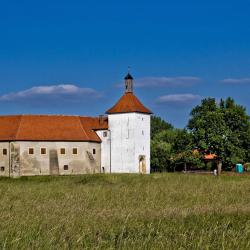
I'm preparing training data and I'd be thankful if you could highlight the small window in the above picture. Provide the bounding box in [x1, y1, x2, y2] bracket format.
[126, 130, 129, 139]
[60, 148, 66, 155]
[28, 148, 34, 155]
[103, 131, 107, 137]
[0, 166, 4, 172]
[142, 130, 144, 135]
[64, 165, 69, 170]
[2, 149, 7, 155]
[40, 148, 46, 155]
[93, 148, 96, 155]
[72, 148, 78, 155]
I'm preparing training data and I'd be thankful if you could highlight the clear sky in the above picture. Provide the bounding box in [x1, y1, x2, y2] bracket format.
[0, 0, 249, 127]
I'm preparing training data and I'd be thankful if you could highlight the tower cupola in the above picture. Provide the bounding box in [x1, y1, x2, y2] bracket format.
[124, 73, 133, 93]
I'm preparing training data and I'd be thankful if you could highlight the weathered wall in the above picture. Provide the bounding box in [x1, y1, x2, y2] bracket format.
[96, 130, 110, 173]
[108, 113, 151, 174]
[18, 141, 101, 176]
[0, 142, 10, 177]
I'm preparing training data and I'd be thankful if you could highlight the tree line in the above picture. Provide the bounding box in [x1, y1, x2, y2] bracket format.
[151, 97, 250, 172]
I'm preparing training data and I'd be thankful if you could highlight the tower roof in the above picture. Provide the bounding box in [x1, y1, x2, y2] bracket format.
[106, 92, 152, 114]
[124, 73, 133, 80]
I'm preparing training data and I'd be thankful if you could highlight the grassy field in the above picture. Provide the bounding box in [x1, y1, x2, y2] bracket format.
[0, 174, 250, 249]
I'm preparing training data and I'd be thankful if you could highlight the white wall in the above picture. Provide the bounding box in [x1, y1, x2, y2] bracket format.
[96, 130, 110, 173]
[18, 141, 101, 176]
[108, 113, 150, 173]
[134, 114, 151, 174]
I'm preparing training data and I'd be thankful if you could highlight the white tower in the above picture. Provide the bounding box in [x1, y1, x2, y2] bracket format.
[106, 73, 152, 174]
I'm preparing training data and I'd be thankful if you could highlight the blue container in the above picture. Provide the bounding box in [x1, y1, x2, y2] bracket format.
[236, 164, 244, 173]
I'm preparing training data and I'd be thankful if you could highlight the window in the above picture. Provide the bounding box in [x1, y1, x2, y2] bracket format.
[93, 148, 96, 155]
[2, 149, 7, 155]
[28, 148, 34, 155]
[64, 165, 69, 170]
[60, 148, 66, 155]
[72, 148, 78, 155]
[40, 148, 47, 155]
[0, 166, 4, 172]
[126, 129, 129, 139]
[103, 131, 107, 137]
[142, 130, 144, 135]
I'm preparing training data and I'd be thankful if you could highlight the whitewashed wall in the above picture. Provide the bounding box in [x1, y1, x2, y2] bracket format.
[134, 113, 151, 174]
[96, 130, 110, 173]
[108, 113, 150, 173]
[18, 141, 101, 176]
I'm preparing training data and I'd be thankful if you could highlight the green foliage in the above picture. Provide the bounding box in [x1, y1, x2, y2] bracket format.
[151, 139, 172, 171]
[188, 97, 250, 167]
[150, 116, 202, 171]
[1, 174, 250, 249]
[151, 97, 249, 172]
[151, 116, 173, 137]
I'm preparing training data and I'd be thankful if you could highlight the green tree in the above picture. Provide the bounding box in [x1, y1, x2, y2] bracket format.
[151, 116, 173, 138]
[150, 116, 175, 171]
[151, 139, 172, 172]
[188, 97, 250, 170]
[172, 129, 203, 171]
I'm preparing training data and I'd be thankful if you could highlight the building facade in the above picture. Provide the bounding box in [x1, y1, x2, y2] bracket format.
[0, 74, 152, 177]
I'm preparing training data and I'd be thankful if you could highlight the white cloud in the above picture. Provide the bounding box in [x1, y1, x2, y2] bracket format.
[157, 94, 202, 104]
[221, 78, 250, 84]
[136, 76, 202, 87]
[0, 84, 101, 101]
[116, 76, 202, 88]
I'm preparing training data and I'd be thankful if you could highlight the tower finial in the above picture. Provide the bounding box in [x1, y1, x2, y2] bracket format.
[124, 70, 133, 93]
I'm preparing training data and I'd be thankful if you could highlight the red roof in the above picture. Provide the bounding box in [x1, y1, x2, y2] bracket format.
[204, 153, 217, 160]
[0, 115, 108, 142]
[106, 93, 152, 114]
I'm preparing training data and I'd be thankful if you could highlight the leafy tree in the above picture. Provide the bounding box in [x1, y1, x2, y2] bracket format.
[151, 140, 173, 172]
[150, 116, 175, 171]
[188, 97, 250, 169]
[151, 116, 173, 138]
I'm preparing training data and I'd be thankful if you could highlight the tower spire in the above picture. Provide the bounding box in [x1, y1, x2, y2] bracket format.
[124, 69, 133, 93]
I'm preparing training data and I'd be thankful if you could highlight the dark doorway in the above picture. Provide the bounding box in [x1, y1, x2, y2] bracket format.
[49, 149, 59, 175]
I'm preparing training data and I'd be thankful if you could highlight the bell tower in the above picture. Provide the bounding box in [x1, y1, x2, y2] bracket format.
[106, 72, 152, 174]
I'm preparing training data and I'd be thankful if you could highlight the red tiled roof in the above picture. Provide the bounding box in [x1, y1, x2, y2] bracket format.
[0, 115, 108, 142]
[106, 93, 152, 114]
[204, 153, 217, 160]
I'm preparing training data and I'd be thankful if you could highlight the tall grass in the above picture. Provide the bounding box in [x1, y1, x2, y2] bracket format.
[0, 174, 250, 249]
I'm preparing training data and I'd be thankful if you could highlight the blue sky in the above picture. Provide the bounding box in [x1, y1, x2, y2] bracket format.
[0, 0, 249, 127]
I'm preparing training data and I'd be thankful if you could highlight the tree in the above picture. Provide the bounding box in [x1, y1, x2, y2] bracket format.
[150, 116, 175, 171]
[151, 116, 173, 138]
[172, 129, 203, 171]
[188, 97, 250, 170]
[151, 139, 172, 172]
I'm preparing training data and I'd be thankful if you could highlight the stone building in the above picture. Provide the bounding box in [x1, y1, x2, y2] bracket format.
[0, 73, 152, 177]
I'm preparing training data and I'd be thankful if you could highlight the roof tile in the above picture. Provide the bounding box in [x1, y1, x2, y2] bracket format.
[106, 93, 152, 114]
[0, 115, 108, 142]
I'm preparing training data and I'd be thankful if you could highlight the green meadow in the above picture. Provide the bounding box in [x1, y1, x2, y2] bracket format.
[0, 173, 250, 249]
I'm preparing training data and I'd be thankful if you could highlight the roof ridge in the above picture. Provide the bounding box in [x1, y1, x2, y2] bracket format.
[15, 115, 24, 140]
[77, 116, 91, 140]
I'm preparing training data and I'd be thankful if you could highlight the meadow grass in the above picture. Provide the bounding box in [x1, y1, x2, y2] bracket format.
[0, 173, 250, 249]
